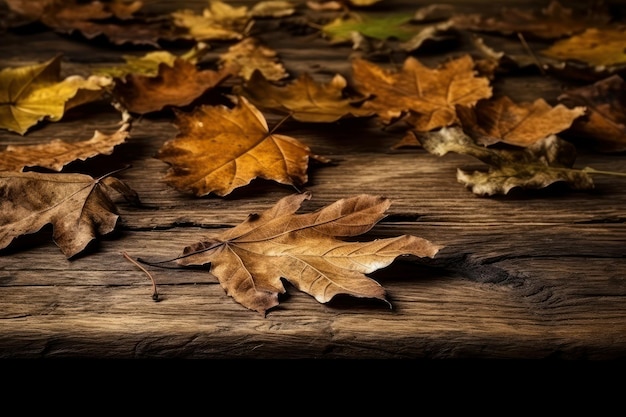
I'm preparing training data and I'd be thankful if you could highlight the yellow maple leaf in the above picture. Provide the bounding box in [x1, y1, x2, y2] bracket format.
[0, 55, 111, 135]
[542, 28, 626, 67]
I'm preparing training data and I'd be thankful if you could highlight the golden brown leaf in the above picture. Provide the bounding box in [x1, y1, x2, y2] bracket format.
[234, 70, 374, 122]
[0, 122, 130, 172]
[456, 96, 585, 147]
[156, 97, 329, 197]
[112, 58, 231, 114]
[218, 37, 288, 82]
[175, 191, 442, 315]
[249, 1, 295, 18]
[171, 0, 251, 42]
[0, 56, 112, 135]
[0, 170, 139, 258]
[542, 28, 626, 68]
[558, 75, 626, 152]
[351, 55, 492, 130]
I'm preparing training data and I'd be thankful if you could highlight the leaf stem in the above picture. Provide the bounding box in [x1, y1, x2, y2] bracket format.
[583, 167, 626, 177]
[122, 251, 159, 301]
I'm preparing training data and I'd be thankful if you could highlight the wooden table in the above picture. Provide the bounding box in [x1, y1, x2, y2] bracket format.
[1, 0, 625, 360]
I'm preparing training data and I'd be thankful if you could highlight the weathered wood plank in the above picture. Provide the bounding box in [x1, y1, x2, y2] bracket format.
[1, 0, 625, 359]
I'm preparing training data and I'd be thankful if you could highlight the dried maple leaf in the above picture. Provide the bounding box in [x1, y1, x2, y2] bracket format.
[351, 55, 492, 129]
[0, 170, 139, 258]
[234, 70, 374, 122]
[112, 58, 231, 114]
[0, 55, 112, 135]
[174, 191, 442, 315]
[542, 28, 626, 68]
[218, 37, 288, 82]
[0, 122, 130, 172]
[419, 126, 595, 196]
[558, 75, 626, 152]
[156, 97, 329, 197]
[5, 0, 177, 46]
[449, 0, 611, 40]
[171, 0, 251, 42]
[456, 96, 585, 147]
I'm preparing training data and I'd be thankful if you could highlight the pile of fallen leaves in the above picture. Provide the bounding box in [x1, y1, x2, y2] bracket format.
[1, 0, 625, 314]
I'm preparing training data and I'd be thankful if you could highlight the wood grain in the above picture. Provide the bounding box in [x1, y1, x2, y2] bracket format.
[1, 0, 625, 359]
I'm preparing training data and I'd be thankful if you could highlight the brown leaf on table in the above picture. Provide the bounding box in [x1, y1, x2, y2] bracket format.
[0, 55, 112, 135]
[0, 170, 139, 258]
[419, 126, 594, 196]
[456, 96, 585, 147]
[218, 37, 288, 82]
[234, 70, 374, 122]
[449, 0, 611, 40]
[112, 58, 231, 114]
[171, 0, 252, 42]
[0, 122, 130, 172]
[4, 0, 177, 46]
[558, 75, 626, 152]
[174, 191, 442, 315]
[351, 54, 492, 130]
[156, 97, 329, 197]
[542, 28, 626, 68]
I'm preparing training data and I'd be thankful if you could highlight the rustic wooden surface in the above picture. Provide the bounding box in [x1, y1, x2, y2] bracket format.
[1, 0, 625, 360]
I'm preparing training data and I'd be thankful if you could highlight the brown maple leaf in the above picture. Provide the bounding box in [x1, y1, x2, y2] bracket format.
[234, 70, 374, 122]
[0, 170, 139, 258]
[173, 191, 442, 315]
[0, 122, 130, 172]
[456, 96, 585, 147]
[351, 54, 492, 130]
[558, 75, 626, 152]
[4, 0, 177, 46]
[218, 37, 288, 82]
[156, 97, 329, 197]
[171, 0, 252, 42]
[418, 126, 596, 196]
[112, 59, 231, 114]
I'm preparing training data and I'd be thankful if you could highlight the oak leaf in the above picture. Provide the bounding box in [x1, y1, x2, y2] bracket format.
[456, 96, 585, 147]
[112, 58, 231, 114]
[558, 75, 626, 152]
[218, 37, 288, 82]
[351, 55, 492, 129]
[156, 97, 329, 197]
[542, 28, 626, 68]
[0, 170, 139, 258]
[0, 55, 112, 135]
[174, 191, 442, 315]
[0, 122, 130, 172]
[419, 126, 595, 196]
[234, 70, 374, 122]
